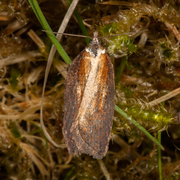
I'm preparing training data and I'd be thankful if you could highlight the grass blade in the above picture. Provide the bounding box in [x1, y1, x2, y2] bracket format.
[28, 0, 72, 65]
[115, 104, 164, 150]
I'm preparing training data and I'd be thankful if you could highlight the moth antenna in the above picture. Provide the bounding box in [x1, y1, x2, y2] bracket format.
[98, 29, 148, 39]
[42, 29, 147, 40]
[42, 30, 92, 39]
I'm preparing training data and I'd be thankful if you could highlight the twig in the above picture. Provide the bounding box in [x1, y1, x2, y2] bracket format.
[165, 22, 180, 42]
[148, 87, 180, 107]
[98, 159, 111, 180]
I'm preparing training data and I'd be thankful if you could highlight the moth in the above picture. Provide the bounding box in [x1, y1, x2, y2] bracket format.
[63, 32, 114, 159]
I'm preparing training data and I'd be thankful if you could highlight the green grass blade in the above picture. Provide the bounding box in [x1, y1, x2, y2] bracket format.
[158, 131, 162, 180]
[115, 105, 164, 150]
[115, 56, 127, 84]
[28, 0, 72, 65]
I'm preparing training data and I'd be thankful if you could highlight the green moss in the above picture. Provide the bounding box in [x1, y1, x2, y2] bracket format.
[11, 128, 21, 139]
[163, 48, 173, 59]
[120, 86, 133, 97]
[9, 122, 21, 139]
[106, 35, 137, 56]
[160, 43, 166, 49]
[100, 22, 119, 35]
[9, 67, 20, 92]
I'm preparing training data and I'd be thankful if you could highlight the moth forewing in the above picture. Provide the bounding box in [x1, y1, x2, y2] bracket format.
[63, 33, 114, 159]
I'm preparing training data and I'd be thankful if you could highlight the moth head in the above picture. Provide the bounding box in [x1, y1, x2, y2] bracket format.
[90, 31, 100, 45]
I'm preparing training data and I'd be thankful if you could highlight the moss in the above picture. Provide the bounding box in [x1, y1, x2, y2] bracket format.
[1, 0, 180, 179]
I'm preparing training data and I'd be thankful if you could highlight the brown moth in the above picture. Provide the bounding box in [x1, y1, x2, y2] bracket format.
[63, 32, 114, 159]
